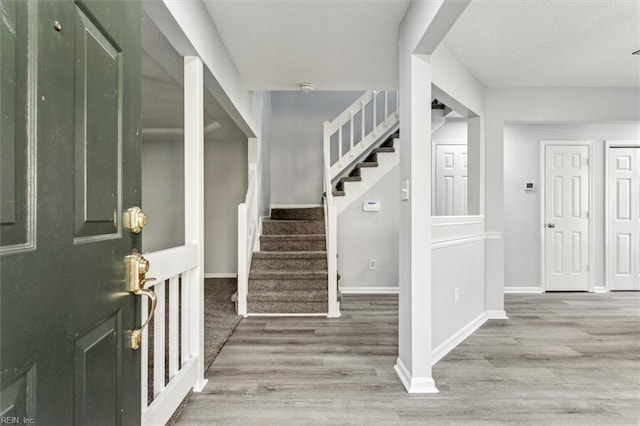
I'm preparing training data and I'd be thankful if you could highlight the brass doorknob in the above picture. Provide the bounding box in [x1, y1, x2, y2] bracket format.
[124, 206, 147, 234]
[127, 250, 157, 350]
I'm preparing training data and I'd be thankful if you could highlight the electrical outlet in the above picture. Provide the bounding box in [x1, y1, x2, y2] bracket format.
[454, 288, 459, 304]
[368, 259, 376, 270]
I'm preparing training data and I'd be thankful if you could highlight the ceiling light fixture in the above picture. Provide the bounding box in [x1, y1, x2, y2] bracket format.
[299, 82, 314, 93]
[633, 49, 640, 55]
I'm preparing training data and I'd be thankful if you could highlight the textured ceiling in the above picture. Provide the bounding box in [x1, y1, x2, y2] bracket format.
[204, 0, 410, 90]
[443, 0, 640, 87]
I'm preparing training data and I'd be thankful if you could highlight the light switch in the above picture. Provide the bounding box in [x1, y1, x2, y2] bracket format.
[401, 179, 409, 201]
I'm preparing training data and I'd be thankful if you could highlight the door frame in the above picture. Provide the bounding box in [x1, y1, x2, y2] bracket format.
[431, 139, 466, 215]
[539, 140, 595, 292]
[604, 140, 640, 291]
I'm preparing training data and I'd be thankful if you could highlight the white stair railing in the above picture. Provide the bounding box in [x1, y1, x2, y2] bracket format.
[141, 244, 202, 426]
[323, 90, 399, 182]
[237, 164, 259, 316]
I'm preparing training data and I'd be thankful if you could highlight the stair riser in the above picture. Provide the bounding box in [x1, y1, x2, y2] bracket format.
[271, 208, 323, 221]
[248, 301, 327, 314]
[251, 257, 327, 271]
[260, 240, 326, 251]
[249, 279, 328, 292]
[262, 221, 325, 235]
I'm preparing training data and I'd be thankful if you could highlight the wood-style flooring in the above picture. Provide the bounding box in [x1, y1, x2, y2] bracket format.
[176, 293, 640, 425]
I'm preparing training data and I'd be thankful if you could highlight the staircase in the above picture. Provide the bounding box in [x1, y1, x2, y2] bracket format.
[332, 130, 399, 199]
[247, 207, 329, 314]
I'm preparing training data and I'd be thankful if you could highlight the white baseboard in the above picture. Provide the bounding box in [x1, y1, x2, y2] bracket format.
[432, 312, 487, 365]
[204, 273, 237, 279]
[593, 286, 609, 293]
[339, 286, 399, 294]
[504, 286, 544, 294]
[486, 310, 509, 320]
[394, 358, 439, 394]
[270, 204, 323, 209]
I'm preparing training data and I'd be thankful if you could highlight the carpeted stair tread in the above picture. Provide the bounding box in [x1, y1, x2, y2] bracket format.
[253, 251, 326, 259]
[249, 269, 328, 279]
[373, 146, 395, 153]
[355, 161, 379, 169]
[262, 219, 325, 235]
[332, 190, 345, 197]
[249, 278, 327, 291]
[260, 234, 326, 251]
[248, 301, 327, 314]
[271, 207, 324, 221]
[248, 289, 328, 303]
[340, 176, 362, 183]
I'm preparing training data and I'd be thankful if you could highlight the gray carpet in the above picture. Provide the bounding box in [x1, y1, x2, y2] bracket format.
[166, 277, 242, 425]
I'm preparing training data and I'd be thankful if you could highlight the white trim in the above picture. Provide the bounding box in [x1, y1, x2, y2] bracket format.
[540, 141, 595, 293]
[604, 140, 640, 291]
[339, 286, 399, 294]
[246, 313, 327, 317]
[486, 310, 509, 320]
[485, 232, 502, 240]
[504, 286, 544, 294]
[431, 215, 485, 227]
[270, 204, 323, 209]
[204, 273, 237, 279]
[431, 233, 486, 249]
[394, 358, 439, 394]
[432, 312, 487, 365]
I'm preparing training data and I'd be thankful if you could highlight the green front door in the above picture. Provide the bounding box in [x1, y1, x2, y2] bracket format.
[1, 0, 143, 424]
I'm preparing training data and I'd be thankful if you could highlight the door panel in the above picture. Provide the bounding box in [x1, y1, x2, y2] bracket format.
[544, 145, 590, 291]
[608, 147, 640, 290]
[0, 0, 142, 424]
[434, 143, 468, 216]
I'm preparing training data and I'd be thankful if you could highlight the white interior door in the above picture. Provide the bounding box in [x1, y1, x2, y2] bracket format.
[434, 144, 468, 216]
[607, 147, 640, 290]
[544, 144, 590, 291]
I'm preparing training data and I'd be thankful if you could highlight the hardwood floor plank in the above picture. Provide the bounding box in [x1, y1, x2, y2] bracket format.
[176, 292, 640, 425]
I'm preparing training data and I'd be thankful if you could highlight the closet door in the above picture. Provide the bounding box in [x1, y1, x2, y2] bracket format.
[607, 147, 640, 290]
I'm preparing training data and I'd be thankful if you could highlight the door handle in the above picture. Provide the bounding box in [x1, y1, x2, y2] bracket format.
[547, 223, 556, 228]
[127, 250, 157, 350]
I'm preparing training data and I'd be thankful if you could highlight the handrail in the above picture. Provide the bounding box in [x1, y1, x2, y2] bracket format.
[237, 164, 258, 316]
[323, 90, 399, 184]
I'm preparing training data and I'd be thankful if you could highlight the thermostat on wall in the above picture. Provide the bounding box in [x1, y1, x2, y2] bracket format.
[362, 201, 381, 212]
[524, 182, 535, 192]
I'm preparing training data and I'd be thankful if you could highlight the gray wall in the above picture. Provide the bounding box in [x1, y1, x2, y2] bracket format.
[141, 137, 248, 275]
[432, 118, 467, 141]
[338, 168, 400, 289]
[270, 91, 363, 205]
[142, 139, 185, 253]
[503, 122, 640, 289]
[259, 92, 272, 217]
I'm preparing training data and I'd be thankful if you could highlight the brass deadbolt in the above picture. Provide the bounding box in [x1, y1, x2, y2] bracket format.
[124, 206, 147, 234]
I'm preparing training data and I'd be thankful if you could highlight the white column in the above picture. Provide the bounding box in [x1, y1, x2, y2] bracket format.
[184, 56, 208, 391]
[484, 115, 508, 319]
[395, 53, 438, 394]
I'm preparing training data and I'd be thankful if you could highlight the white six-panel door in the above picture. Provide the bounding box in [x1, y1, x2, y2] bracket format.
[607, 147, 640, 290]
[544, 144, 590, 291]
[434, 144, 468, 216]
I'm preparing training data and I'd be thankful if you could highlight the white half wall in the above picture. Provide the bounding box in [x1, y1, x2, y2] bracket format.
[503, 122, 640, 290]
[142, 139, 185, 253]
[338, 168, 400, 290]
[270, 91, 363, 205]
[204, 138, 248, 275]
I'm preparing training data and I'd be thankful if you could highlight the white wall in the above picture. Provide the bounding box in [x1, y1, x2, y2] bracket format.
[270, 91, 363, 205]
[338, 168, 400, 290]
[485, 88, 640, 311]
[503, 122, 640, 290]
[204, 138, 248, 275]
[432, 118, 467, 141]
[142, 139, 185, 253]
